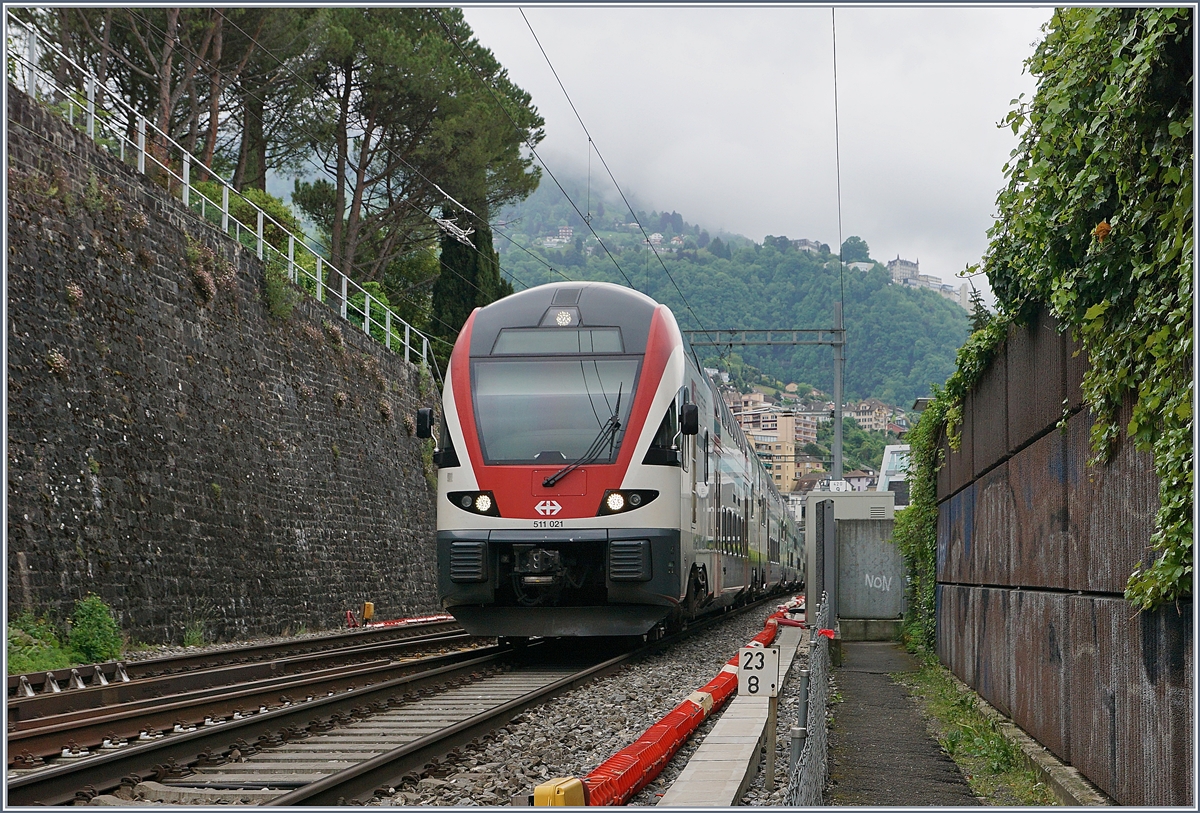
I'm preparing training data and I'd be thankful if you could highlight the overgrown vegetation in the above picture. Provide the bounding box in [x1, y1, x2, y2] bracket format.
[8, 595, 124, 674]
[896, 7, 1192, 644]
[897, 657, 1059, 806]
[68, 594, 123, 662]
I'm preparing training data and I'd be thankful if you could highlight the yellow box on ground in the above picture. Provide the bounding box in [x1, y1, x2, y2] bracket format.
[534, 777, 586, 806]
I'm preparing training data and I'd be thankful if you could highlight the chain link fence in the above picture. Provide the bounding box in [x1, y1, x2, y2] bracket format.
[783, 593, 831, 805]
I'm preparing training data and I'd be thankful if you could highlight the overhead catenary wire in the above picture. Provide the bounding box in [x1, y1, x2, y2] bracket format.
[429, 7, 639, 294]
[517, 8, 717, 345]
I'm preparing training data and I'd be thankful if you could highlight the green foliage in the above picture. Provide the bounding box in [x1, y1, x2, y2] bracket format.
[183, 621, 206, 648]
[840, 235, 870, 263]
[896, 661, 1057, 806]
[68, 594, 123, 662]
[496, 185, 969, 407]
[7, 614, 73, 675]
[812, 416, 896, 473]
[984, 7, 1192, 609]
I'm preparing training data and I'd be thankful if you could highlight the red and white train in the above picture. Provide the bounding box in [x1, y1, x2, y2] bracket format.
[418, 281, 801, 638]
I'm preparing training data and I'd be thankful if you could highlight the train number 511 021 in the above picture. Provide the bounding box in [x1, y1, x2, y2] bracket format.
[533, 520, 564, 528]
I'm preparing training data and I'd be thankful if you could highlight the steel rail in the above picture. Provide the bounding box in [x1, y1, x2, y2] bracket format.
[5, 648, 507, 804]
[8, 620, 463, 697]
[9, 628, 472, 725]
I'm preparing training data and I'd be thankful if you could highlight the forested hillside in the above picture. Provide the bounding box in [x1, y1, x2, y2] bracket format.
[495, 179, 969, 406]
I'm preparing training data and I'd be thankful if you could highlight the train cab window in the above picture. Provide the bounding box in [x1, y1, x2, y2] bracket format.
[643, 401, 680, 466]
[491, 327, 623, 355]
[433, 412, 460, 468]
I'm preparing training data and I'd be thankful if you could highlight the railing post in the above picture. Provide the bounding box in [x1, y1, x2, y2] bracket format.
[422, 336, 429, 367]
[315, 257, 323, 302]
[182, 152, 190, 206]
[221, 185, 229, 233]
[404, 324, 411, 365]
[385, 311, 392, 351]
[256, 210, 264, 260]
[26, 28, 36, 97]
[363, 293, 371, 334]
[137, 115, 146, 174]
[86, 75, 95, 138]
[340, 274, 348, 320]
[288, 236, 295, 282]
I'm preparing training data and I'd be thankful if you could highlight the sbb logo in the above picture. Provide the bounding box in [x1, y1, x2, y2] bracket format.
[535, 500, 562, 516]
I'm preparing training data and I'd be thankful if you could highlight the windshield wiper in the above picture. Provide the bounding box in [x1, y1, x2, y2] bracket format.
[543, 385, 622, 487]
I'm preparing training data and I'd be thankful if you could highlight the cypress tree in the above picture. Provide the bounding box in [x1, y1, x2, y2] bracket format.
[430, 207, 513, 370]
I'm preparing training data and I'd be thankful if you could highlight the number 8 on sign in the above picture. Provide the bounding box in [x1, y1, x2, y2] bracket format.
[737, 645, 780, 697]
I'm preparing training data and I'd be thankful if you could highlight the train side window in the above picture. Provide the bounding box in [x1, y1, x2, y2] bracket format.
[642, 402, 680, 466]
[703, 430, 710, 483]
[433, 412, 460, 468]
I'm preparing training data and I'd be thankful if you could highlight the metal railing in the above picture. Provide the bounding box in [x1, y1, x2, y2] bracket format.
[5, 13, 431, 369]
[784, 593, 832, 806]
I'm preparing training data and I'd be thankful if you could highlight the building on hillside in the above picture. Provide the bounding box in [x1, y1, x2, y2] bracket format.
[792, 238, 821, 253]
[848, 261, 875, 272]
[844, 469, 876, 492]
[670, 235, 684, 246]
[558, 225, 574, 241]
[850, 398, 892, 432]
[750, 433, 797, 488]
[888, 255, 920, 284]
[795, 453, 825, 476]
[646, 233, 664, 246]
[728, 390, 767, 413]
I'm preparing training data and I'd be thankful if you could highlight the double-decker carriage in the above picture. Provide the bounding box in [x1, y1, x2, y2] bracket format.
[418, 281, 801, 638]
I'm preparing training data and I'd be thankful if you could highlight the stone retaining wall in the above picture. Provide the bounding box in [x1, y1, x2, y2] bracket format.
[7, 86, 440, 644]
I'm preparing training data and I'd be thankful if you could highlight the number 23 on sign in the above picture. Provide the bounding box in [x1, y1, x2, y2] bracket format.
[737, 646, 780, 697]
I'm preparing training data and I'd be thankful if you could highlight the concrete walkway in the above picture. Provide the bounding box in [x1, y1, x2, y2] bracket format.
[826, 641, 980, 806]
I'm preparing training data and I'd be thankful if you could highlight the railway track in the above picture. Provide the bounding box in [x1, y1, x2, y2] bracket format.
[8, 618, 462, 698]
[8, 600, 781, 805]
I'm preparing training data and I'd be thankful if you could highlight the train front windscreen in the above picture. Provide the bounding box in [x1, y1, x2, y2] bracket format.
[470, 353, 641, 466]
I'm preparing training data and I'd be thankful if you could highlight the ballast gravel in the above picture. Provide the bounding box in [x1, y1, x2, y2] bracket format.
[367, 605, 810, 807]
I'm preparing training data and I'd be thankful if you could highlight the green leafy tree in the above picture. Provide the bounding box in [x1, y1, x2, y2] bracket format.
[841, 236, 870, 263]
[984, 7, 1192, 609]
[290, 8, 543, 286]
[968, 287, 991, 332]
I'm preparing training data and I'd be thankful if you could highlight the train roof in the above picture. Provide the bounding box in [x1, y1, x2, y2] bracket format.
[469, 282, 664, 357]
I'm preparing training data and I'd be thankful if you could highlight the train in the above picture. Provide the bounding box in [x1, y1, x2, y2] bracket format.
[417, 281, 802, 639]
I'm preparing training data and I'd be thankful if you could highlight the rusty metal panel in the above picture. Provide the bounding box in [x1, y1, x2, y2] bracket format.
[1064, 328, 1088, 411]
[971, 586, 1012, 716]
[936, 429, 952, 503]
[940, 483, 975, 585]
[936, 584, 973, 686]
[936, 499, 951, 583]
[1068, 595, 1193, 806]
[972, 462, 1014, 587]
[1010, 590, 1070, 762]
[1064, 405, 1159, 593]
[948, 392, 976, 494]
[1008, 430, 1068, 588]
[1006, 310, 1066, 449]
[971, 351, 1008, 476]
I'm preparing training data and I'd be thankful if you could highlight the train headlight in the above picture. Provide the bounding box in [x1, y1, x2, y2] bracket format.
[597, 489, 658, 515]
[448, 491, 500, 517]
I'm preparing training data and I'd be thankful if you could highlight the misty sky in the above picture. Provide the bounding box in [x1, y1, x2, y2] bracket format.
[463, 6, 1055, 302]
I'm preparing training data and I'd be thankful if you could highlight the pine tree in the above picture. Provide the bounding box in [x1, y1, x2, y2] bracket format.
[968, 287, 991, 332]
